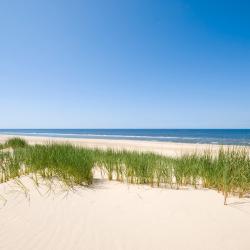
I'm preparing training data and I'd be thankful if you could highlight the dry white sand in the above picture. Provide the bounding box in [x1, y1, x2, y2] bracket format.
[0, 174, 250, 250]
[0, 135, 250, 250]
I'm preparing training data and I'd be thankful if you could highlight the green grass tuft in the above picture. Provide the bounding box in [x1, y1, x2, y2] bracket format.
[5, 137, 28, 149]
[0, 139, 249, 204]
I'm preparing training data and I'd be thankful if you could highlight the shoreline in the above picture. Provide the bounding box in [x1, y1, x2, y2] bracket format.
[0, 134, 250, 157]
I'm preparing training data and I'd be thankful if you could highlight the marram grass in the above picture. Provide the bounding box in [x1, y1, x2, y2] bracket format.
[4, 137, 28, 149]
[18, 144, 94, 187]
[1, 138, 250, 204]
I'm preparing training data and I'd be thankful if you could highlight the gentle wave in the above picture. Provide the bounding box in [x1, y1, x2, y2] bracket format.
[0, 131, 200, 140]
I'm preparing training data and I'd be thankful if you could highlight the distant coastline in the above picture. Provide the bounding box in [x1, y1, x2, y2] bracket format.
[0, 129, 250, 146]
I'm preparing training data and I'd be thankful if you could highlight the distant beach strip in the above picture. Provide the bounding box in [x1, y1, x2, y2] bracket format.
[0, 129, 250, 145]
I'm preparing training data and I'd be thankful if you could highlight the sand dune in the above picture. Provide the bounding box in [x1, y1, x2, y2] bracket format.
[0, 174, 250, 250]
[1, 135, 250, 250]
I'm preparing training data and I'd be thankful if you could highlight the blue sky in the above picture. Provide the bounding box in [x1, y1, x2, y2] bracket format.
[0, 0, 249, 128]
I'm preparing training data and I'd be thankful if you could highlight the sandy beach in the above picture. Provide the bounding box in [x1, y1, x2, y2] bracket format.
[1, 135, 250, 250]
[1, 134, 249, 157]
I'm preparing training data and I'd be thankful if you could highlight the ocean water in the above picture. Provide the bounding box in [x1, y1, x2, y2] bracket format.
[0, 129, 250, 145]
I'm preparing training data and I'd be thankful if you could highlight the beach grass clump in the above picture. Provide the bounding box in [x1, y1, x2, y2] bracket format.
[0, 139, 249, 204]
[99, 149, 118, 180]
[123, 152, 158, 185]
[95, 149, 127, 181]
[0, 151, 10, 183]
[154, 156, 173, 187]
[20, 144, 94, 187]
[173, 154, 200, 188]
[0, 150, 23, 183]
[198, 151, 215, 188]
[5, 137, 28, 149]
[216, 148, 250, 204]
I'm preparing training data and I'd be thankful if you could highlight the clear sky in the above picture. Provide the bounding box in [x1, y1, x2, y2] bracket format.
[0, 0, 249, 128]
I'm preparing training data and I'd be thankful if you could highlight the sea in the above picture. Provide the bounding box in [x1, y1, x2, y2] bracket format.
[0, 129, 250, 146]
